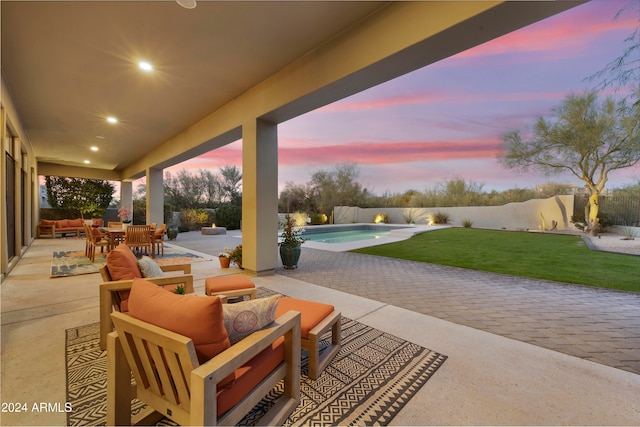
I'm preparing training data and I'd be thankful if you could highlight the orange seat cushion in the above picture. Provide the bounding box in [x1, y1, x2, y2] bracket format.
[216, 337, 284, 417]
[275, 297, 335, 340]
[106, 243, 142, 281]
[205, 276, 255, 294]
[69, 218, 84, 227]
[128, 278, 231, 364]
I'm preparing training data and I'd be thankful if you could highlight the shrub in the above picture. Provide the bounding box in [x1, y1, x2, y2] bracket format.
[309, 213, 327, 225]
[216, 204, 242, 230]
[571, 213, 610, 233]
[373, 213, 388, 224]
[179, 209, 216, 231]
[428, 211, 450, 225]
[462, 219, 473, 228]
[402, 208, 418, 224]
[291, 211, 308, 227]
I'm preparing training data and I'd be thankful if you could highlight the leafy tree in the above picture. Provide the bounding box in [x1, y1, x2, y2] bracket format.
[199, 169, 222, 207]
[279, 182, 315, 213]
[219, 165, 242, 206]
[308, 162, 372, 216]
[499, 91, 640, 234]
[45, 176, 114, 218]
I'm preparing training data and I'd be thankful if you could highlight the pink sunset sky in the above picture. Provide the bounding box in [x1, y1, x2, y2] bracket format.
[172, 0, 640, 195]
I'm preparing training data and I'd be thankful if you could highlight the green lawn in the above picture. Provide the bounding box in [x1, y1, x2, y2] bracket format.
[352, 228, 640, 292]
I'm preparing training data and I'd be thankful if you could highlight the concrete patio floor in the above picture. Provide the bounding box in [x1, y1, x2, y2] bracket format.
[1, 231, 639, 426]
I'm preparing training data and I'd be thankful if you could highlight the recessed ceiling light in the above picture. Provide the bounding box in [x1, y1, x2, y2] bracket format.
[96, 135, 105, 139]
[107, 116, 118, 124]
[84, 160, 90, 164]
[177, 0, 197, 9]
[90, 146, 99, 152]
[138, 61, 153, 72]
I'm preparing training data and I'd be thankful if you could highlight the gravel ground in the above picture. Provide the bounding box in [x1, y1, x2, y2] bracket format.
[583, 231, 640, 256]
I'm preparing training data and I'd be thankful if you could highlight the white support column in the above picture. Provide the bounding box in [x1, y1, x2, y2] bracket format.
[146, 168, 164, 226]
[242, 118, 278, 275]
[120, 181, 133, 222]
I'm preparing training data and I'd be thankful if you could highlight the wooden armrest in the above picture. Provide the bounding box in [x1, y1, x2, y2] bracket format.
[160, 263, 192, 275]
[193, 310, 301, 384]
[100, 275, 194, 293]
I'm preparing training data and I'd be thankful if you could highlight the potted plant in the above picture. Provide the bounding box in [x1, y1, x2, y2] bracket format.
[279, 214, 305, 269]
[218, 250, 231, 268]
[166, 227, 178, 240]
[229, 244, 243, 269]
[118, 207, 132, 229]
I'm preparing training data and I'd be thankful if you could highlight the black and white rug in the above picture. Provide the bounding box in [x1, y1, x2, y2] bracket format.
[66, 304, 446, 426]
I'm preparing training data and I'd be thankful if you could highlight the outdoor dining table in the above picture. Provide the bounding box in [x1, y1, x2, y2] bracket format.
[101, 226, 157, 252]
[101, 227, 125, 252]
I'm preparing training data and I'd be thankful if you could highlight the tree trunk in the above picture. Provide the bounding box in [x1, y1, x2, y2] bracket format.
[586, 191, 600, 235]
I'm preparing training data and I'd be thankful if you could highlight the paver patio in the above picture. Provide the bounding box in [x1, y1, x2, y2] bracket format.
[277, 248, 640, 375]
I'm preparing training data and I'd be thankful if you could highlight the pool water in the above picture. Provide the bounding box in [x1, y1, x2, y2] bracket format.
[302, 229, 392, 244]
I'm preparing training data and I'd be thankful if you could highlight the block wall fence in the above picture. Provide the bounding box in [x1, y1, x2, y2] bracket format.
[334, 195, 575, 231]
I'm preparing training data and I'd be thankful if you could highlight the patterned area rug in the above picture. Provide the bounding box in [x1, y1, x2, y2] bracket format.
[66, 308, 447, 425]
[51, 246, 210, 278]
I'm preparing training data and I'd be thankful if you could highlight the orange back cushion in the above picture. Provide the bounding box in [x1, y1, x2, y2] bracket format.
[106, 243, 142, 281]
[128, 278, 231, 364]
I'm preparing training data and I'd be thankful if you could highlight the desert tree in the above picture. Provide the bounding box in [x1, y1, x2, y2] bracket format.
[499, 91, 640, 234]
[588, 1, 639, 105]
[219, 165, 242, 205]
[308, 162, 372, 216]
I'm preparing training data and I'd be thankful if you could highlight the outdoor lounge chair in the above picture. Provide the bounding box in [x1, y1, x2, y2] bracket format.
[98, 244, 192, 350]
[107, 279, 301, 426]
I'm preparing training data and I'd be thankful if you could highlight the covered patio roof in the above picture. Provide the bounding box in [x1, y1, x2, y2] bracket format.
[2, 1, 582, 180]
[1, 0, 584, 275]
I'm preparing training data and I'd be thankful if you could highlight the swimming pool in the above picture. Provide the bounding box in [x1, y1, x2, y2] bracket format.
[303, 229, 391, 243]
[299, 224, 410, 244]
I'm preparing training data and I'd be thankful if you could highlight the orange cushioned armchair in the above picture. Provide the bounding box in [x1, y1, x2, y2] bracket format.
[107, 278, 301, 426]
[99, 243, 192, 350]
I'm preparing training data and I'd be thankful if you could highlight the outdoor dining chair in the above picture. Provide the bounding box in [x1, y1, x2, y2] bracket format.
[124, 225, 154, 258]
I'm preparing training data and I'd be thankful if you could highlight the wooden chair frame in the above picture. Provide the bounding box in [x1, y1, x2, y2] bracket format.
[99, 264, 193, 351]
[125, 225, 154, 258]
[152, 224, 166, 256]
[107, 310, 301, 426]
[84, 223, 109, 262]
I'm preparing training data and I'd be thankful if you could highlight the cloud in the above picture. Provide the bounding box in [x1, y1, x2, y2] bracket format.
[450, 0, 637, 61]
[278, 139, 502, 167]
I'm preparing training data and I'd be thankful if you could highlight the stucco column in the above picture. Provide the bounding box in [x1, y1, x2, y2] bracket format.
[242, 118, 278, 275]
[120, 180, 133, 222]
[146, 167, 164, 226]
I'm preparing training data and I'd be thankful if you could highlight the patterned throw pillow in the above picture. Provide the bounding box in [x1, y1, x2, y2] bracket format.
[222, 295, 282, 344]
[137, 256, 163, 278]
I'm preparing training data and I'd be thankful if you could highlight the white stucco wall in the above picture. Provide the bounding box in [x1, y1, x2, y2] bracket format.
[334, 195, 575, 231]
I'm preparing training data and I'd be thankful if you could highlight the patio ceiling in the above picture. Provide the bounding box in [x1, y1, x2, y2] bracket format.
[1, 1, 583, 180]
